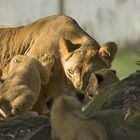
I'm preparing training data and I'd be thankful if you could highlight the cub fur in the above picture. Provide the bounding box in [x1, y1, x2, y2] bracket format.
[0, 55, 54, 117]
[46, 93, 108, 140]
[85, 68, 119, 99]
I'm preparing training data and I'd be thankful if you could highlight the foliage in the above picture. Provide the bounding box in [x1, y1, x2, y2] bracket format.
[136, 49, 140, 66]
[112, 50, 139, 79]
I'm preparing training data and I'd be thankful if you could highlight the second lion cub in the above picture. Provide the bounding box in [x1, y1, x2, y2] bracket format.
[0, 54, 54, 117]
[46, 92, 109, 140]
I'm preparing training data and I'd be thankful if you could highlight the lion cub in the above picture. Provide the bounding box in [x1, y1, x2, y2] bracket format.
[0, 55, 54, 118]
[85, 68, 119, 99]
[46, 93, 108, 140]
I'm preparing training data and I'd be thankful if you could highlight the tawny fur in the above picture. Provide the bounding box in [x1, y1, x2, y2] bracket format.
[85, 68, 119, 99]
[0, 55, 54, 117]
[48, 94, 109, 140]
[0, 15, 118, 115]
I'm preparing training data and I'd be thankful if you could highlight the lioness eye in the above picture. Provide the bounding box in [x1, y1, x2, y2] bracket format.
[68, 69, 74, 75]
[68, 69, 75, 76]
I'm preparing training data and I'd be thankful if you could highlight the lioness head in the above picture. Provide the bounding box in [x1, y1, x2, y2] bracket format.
[59, 37, 118, 95]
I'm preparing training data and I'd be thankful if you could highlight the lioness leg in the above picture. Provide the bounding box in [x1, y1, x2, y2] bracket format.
[41, 54, 55, 84]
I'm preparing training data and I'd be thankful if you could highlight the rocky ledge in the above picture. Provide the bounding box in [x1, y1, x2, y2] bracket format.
[84, 71, 140, 140]
[0, 71, 140, 140]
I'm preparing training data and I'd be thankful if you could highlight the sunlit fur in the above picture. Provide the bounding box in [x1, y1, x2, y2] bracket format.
[85, 68, 119, 99]
[0, 55, 54, 117]
[0, 15, 117, 115]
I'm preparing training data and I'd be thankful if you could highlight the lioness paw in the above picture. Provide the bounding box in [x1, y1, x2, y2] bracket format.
[42, 54, 55, 67]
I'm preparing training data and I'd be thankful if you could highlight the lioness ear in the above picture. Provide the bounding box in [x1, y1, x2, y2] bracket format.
[59, 37, 80, 54]
[45, 97, 54, 111]
[99, 42, 118, 65]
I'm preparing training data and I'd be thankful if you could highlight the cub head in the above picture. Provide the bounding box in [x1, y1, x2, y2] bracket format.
[59, 37, 118, 95]
[45, 92, 85, 111]
[8, 55, 36, 74]
[86, 68, 119, 99]
[8, 55, 27, 72]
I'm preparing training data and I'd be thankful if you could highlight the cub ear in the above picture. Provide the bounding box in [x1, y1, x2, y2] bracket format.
[59, 37, 80, 55]
[110, 69, 116, 75]
[45, 97, 54, 111]
[99, 42, 118, 66]
[75, 92, 85, 103]
[95, 73, 103, 84]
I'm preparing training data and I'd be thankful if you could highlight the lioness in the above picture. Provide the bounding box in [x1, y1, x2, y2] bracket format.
[46, 93, 108, 140]
[0, 15, 118, 115]
[0, 55, 54, 117]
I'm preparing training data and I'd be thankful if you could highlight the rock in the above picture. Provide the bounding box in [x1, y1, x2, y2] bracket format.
[0, 71, 140, 140]
[84, 71, 140, 140]
[0, 116, 51, 140]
